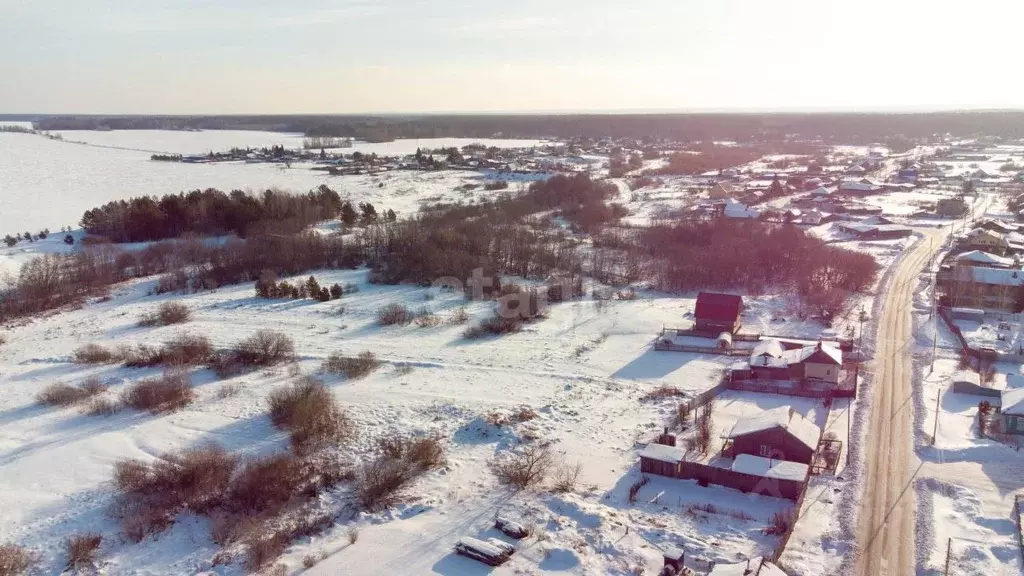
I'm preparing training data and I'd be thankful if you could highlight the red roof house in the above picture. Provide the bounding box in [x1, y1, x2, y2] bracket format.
[694, 292, 743, 334]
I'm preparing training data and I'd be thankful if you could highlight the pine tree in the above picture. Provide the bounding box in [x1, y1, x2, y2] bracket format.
[318, 287, 331, 302]
[330, 283, 343, 299]
[340, 201, 358, 226]
[305, 276, 320, 298]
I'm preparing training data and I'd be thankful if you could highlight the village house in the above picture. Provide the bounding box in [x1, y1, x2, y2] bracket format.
[937, 197, 968, 217]
[740, 339, 843, 384]
[709, 181, 741, 199]
[721, 406, 821, 465]
[964, 228, 1011, 255]
[954, 250, 1015, 269]
[1000, 388, 1024, 434]
[694, 292, 743, 334]
[936, 264, 1024, 311]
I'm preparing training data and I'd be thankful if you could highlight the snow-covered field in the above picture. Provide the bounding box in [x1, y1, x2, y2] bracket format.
[0, 130, 548, 233]
[0, 257, 830, 574]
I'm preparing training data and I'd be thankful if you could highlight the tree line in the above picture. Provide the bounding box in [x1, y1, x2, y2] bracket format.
[79, 185, 382, 243]
[3, 173, 875, 325]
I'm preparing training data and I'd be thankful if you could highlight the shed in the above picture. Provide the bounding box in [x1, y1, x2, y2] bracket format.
[951, 370, 1000, 397]
[695, 292, 743, 334]
[639, 443, 685, 477]
[723, 406, 820, 464]
[951, 307, 985, 322]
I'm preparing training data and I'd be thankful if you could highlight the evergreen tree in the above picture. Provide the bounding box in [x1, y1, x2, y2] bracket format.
[330, 283, 343, 299]
[318, 286, 331, 302]
[340, 201, 358, 226]
[359, 202, 378, 224]
[305, 276, 320, 298]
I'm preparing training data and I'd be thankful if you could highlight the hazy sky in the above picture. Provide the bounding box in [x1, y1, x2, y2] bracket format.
[2, 0, 1023, 114]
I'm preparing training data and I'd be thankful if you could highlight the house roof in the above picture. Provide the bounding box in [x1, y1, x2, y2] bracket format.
[1007, 373, 1024, 389]
[723, 199, 760, 219]
[1002, 388, 1024, 416]
[723, 406, 821, 451]
[752, 338, 786, 358]
[695, 292, 743, 323]
[731, 454, 809, 481]
[951, 370, 981, 387]
[964, 267, 1024, 287]
[638, 443, 685, 464]
[796, 342, 843, 365]
[955, 250, 1014, 267]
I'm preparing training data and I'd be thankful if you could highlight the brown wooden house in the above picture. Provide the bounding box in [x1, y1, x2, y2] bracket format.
[694, 292, 743, 334]
[722, 406, 821, 465]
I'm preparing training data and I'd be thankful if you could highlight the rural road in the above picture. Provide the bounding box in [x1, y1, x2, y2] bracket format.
[854, 228, 946, 576]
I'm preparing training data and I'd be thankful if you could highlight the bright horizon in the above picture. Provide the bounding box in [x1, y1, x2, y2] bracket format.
[3, 1, 1024, 115]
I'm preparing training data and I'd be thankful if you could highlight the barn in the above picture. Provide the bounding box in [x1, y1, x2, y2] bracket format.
[722, 406, 821, 465]
[694, 292, 743, 335]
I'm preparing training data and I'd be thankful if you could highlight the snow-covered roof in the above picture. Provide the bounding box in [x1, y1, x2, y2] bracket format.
[730, 454, 809, 481]
[723, 406, 821, 450]
[794, 342, 843, 365]
[723, 199, 760, 219]
[951, 370, 981, 387]
[965, 267, 1024, 287]
[808, 186, 832, 196]
[1007, 373, 1024, 389]
[638, 443, 685, 463]
[955, 250, 1014, 267]
[1001, 388, 1024, 416]
[752, 338, 785, 358]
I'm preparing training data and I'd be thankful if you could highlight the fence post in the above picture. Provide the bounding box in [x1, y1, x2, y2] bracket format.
[944, 537, 952, 575]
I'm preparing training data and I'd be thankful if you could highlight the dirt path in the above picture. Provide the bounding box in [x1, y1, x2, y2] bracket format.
[854, 229, 944, 576]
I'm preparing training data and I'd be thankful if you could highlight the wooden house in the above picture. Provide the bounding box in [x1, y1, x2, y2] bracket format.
[1001, 388, 1024, 434]
[694, 292, 743, 334]
[722, 406, 821, 465]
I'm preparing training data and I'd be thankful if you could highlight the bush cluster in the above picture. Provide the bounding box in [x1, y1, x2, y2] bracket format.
[321, 351, 380, 379]
[267, 377, 354, 452]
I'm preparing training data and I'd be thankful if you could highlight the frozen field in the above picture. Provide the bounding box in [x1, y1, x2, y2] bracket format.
[0, 131, 544, 234]
[0, 258, 819, 574]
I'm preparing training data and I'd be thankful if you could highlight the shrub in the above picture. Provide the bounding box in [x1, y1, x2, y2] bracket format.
[155, 269, 189, 294]
[490, 445, 552, 489]
[111, 444, 238, 541]
[347, 528, 359, 544]
[73, 343, 117, 364]
[0, 543, 32, 576]
[413, 308, 441, 328]
[377, 303, 413, 326]
[159, 333, 213, 366]
[63, 234, 74, 245]
[0, 333, 6, 346]
[233, 330, 295, 366]
[322, 351, 380, 379]
[552, 461, 582, 493]
[267, 377, 353, 452]
[65, 533, 102, 570]
[121, 372, 195, 413]
[138, 301, 192, 327]
[354, 457, 412, 510]
[764, 510, 794, 536]
[329, 283, 343, 299]
[640, 386, 685, 402]
[463, 313, 523, 339]
[37, 380, 106, 407]
[448, 306, 469, 325]
[84, 397, 122, 416]
[229, 453, 302, 514]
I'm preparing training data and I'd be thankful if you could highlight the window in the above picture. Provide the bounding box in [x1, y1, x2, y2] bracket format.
[759, 444, 771, 457]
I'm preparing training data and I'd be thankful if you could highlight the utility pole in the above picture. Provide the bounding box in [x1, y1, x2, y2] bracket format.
[932, 388, 943, 445]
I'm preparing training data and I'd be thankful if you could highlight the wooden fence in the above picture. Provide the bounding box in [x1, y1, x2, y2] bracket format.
[638, 459, 807, 502]
[726, 379, 857, 400]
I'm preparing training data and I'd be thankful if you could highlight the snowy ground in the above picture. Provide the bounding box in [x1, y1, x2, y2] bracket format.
[0, 252, 839, 575]
[0, 130, 549, 233]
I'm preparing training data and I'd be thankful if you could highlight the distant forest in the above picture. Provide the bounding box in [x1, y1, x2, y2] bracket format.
[23, 111, 1024, 143]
